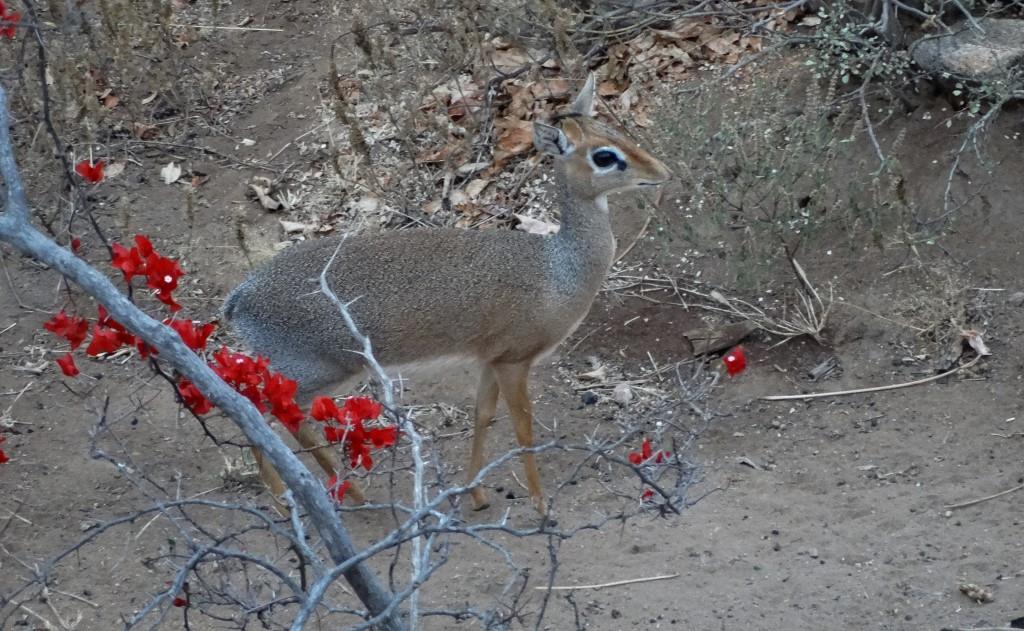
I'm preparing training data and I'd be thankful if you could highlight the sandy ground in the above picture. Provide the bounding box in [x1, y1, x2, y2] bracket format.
[2, 3, 1023, 629]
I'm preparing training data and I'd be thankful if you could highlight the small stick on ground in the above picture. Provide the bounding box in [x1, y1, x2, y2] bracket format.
[535, 573, 680, 591]
[944, 483, 1024, 510]
[49, 588, 99, 609]
[760, 355, 983, 401]
[940, 627, 1020, 631]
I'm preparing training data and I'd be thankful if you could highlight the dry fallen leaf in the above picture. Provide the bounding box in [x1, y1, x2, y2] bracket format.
[961, 330, 992, 356]
[422, 199, 442, 215]
[103, 162, 126, 179]
[530, 78, 571, 100]
[417, 144, 454, 164]
[705, 32, 740, 57]
[465, 178, 491, 200]
[613, 382, 633, 406]
[249, 183, 281, 211]
[133, 122, 159, 140]
[352, 196, 380, 215]
[141, 92, 158, 105]
[279, 219, 310, 234]
[490, 48, 531, 72]
[456, 162, 490, 177]
[514, 213, 559, 235]
[99, 90, 120, 109]
[597, 80, 623, 97]
[160, 162, 181, 185]
[495, 119, 534, 156]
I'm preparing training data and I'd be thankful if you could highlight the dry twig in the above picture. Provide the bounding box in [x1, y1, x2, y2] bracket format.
[760, 354, 983, 401]
[944, 483, 1024, 510]
[535, 573, 679, 591]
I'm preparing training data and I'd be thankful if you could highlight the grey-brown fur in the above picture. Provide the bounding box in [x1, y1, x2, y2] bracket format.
[223, 202, 611, 394]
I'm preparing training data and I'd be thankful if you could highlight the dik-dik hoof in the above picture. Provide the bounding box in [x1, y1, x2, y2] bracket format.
[470, 488, 490, 511]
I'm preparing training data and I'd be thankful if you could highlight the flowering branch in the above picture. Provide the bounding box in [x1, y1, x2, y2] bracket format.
[0, 85, 407, 631]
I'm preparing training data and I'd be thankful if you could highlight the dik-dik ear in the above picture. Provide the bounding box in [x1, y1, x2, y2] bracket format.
[569, 72, 596, 116]
[533, 122, 574, 156]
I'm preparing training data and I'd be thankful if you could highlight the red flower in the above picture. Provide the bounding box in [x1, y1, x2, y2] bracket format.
[323, 425, 350, 444]
[70, 238, 81, 253]
[311, 396, 342, 422]
[348, 432, 374, 470]
[43, 310, 89, 349]
[641, 488, 655, 501]
[56, 353, 79, 377]
[87, 306, 137, 355]
[628, 438, 652, 465]
[366, 426, 399, 449]
[146, 254, 184, 311]
[166, 318, 215, 352]
[111, 242, 145, 281]
[74, 159, 105, 183]
[211, 347, 269, 410]
[96, 305, 126, 332]
[262, 372, 304, 433]
[723, 346, 747, 376]
[178, 378, 212, 415]
[86, 323, 129, 356]
[136, 338, 159, 359]
[134, 234, 154, 258]
[0, 436, 9, 464]
[326, 474, 351, 503]
[343, 396, 382, 422]
[0, 10, 20, 40]
[109, 235, 186, 311]
[172, 597, 187, 608]
[628, 438, 669, 465]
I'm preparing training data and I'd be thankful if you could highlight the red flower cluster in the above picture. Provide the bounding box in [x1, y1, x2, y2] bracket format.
[56, 353, 79, 377]
[628, 437, 670, 466]
[112, 235, 184, 311]
[39, 233, 399, 496]
[86, 306, 136, 356]
[43, 310, 89, 349]
[0, 1, 20, 40]
[326, 473, 352, 503]
[311, 396, 398, 470]
[176, 347, 305, 433]
[166, 318, 215, 352]
[74, 159, 105, 183]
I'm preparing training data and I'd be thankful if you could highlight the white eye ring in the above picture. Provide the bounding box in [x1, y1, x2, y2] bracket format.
[588, 146, 626, 173]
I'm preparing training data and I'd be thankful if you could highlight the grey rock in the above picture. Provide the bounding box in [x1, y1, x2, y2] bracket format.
[912, 18, 1024, 82]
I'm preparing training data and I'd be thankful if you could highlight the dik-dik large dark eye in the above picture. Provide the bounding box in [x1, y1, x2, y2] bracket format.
[591, 149, 621, 169]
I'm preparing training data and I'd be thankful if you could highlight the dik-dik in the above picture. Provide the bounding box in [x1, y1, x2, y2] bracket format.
[224, 74, 670, 515]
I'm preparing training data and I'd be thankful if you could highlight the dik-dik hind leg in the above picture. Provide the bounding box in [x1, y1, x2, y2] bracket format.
[466, 366, 500, 510]
[293, 421, 365, 504]
[254, 421, 366, 515]
[491, 361, 547, 515]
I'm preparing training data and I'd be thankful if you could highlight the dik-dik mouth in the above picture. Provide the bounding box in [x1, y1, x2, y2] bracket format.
[638, 178, 670, 187]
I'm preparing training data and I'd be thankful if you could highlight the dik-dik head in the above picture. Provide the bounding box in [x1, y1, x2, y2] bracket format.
[533, 74, 671, 202]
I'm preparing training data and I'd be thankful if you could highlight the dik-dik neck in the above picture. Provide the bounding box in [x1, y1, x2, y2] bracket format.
[547, 163, 616, 295]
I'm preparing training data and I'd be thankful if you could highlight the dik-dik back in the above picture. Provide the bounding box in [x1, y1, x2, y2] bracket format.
[224, 226, 582, 394]
[224, 73, 670, 515]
